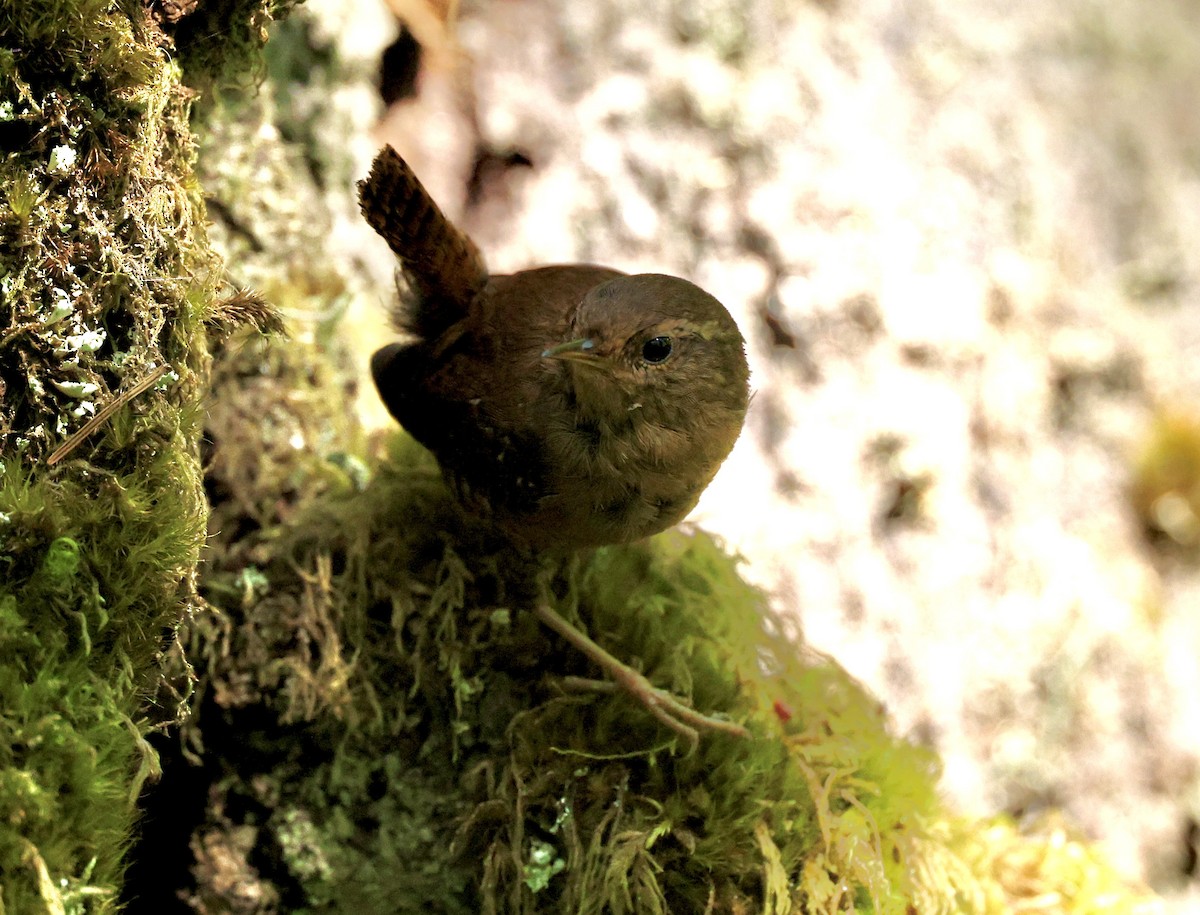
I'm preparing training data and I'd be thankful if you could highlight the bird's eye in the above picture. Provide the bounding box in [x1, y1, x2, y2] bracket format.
[641, 336, 673, 364]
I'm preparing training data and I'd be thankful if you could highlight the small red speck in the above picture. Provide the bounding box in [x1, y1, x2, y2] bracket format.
[772, 700, 793, 723]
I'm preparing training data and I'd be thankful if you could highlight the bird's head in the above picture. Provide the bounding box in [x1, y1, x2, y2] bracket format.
[542, 273, 750, 438]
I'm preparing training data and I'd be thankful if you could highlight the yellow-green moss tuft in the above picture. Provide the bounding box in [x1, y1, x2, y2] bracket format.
[0, 0, 294, 909]
[1131, 408, 1200, 548]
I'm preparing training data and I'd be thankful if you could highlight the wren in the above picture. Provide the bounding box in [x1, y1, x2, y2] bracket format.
[359, 146, 751, 742]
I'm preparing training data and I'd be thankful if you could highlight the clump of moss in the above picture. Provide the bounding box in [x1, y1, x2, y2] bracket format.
[178, 421, 1158, 912]
[187, 433, 924, 910]
[1130, 408, 1200, 548]
[161, 0, 305, 93]
[947, 813, 1161, 913]
[0, 0, 292, 910]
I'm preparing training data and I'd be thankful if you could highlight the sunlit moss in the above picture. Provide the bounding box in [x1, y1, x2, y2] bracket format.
[1130, 408, 1200, 547]
[945, 814, 1161, 914]
[184, 422, 1158, 912]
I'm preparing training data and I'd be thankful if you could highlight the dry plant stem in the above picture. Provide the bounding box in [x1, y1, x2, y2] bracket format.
[46, 364, 172, 466]
[533, 601, 751, 744]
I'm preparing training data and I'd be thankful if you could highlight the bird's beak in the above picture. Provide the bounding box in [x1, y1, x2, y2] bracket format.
[542, 337, 603, 366]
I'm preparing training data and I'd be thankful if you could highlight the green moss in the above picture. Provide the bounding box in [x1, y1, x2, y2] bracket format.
[185, 425, 1157, 912]
[0, 541, 139, 915]
[0, 0, 289, 909]
[169, 0, 306, 93]
[1131, 408, 1200, 548]
[0, 436, 206, 915]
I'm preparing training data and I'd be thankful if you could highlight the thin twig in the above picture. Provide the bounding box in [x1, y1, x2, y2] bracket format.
[47, 364, 172, 466]
[533, 601, 751, 746]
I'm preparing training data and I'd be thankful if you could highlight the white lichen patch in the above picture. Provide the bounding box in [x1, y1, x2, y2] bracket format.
[44, 289, 75, 324]
[48, 144, 77, 175]
[59, 328, 107, 354]
[52, 379, 99, 399]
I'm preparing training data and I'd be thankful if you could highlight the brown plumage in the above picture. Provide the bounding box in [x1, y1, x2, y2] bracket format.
[360, 146, 750, 552]
[359, 146, 752, 743]
[358, 147, 488, 338]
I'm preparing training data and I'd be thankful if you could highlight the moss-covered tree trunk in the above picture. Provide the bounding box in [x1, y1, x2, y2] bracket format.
[0, 1, 285, 910]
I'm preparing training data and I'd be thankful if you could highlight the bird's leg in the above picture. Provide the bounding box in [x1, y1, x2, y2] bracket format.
[531, 600, 751, 745]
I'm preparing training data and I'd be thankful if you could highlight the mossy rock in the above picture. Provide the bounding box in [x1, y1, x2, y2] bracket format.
[179, 419, 1157, 913]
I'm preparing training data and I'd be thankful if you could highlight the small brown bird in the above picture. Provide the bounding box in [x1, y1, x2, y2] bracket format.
[359, 146, 750, 742]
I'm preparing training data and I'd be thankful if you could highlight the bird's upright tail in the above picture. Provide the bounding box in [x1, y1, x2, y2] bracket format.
[358, 146, 489, 337]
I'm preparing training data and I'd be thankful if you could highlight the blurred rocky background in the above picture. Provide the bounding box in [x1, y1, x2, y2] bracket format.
[197, 0, 1200, 909]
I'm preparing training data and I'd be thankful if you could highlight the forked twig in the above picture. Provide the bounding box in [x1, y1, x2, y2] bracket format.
[534, 601, 751, 748]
